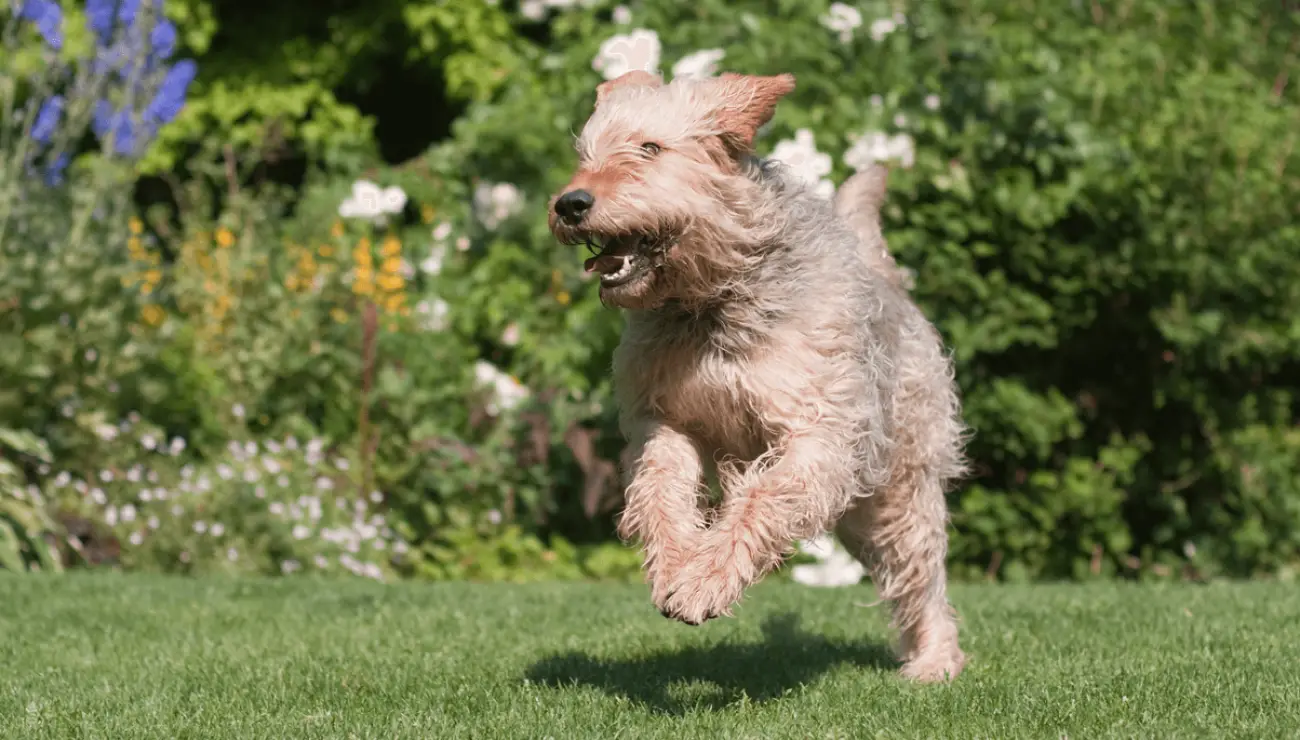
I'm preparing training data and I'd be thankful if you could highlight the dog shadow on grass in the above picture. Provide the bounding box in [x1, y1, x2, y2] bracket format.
[523, 612, 896, 715]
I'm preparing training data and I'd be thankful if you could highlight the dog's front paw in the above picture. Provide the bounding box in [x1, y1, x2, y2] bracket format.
[658, 561, 745, 626]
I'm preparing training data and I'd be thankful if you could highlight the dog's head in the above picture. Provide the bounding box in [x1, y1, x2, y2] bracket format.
[548, 71, 796, 310]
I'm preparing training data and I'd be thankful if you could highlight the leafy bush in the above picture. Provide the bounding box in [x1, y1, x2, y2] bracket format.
[2, 0, 1297, 584]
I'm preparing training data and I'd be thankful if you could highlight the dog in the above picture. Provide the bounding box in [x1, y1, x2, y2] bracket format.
[547, 70, 969, 683]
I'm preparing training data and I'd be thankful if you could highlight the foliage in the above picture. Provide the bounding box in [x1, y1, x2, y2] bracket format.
[0, 428, 65, 571]
[1, 0, 1298, 584]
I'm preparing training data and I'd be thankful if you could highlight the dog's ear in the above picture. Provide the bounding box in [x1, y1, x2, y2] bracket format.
[708, 73, 797, 151]
[595, 70, 663, 107]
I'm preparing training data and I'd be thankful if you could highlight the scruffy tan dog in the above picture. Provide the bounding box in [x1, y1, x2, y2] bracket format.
[548, 70, 969, 682]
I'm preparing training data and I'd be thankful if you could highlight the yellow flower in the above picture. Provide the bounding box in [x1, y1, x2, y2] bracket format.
[127, 236, 144, 254]
[421, 204, 435, 224]
[129, 218, 144, 235]
[331, 221, 345, 238]
[353, 280, 374, 297]
[215, 228, 235, 248]
[381, 236, 402, 258]
[140, 283, 154, 296]
[319, 244, 334, 258]
[381, 256, 402, 275]
[144, 269, 162, 286]
[382, 293, 407, 315]
[286, 275, 300, 291]
[141, 304, 165, 326]
[330, 308, 348, 323]
[556, 290, 571, 306]
[377, 274, 404, 293]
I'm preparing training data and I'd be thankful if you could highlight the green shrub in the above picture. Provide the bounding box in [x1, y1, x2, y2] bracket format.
[3, 0, 1297, 584]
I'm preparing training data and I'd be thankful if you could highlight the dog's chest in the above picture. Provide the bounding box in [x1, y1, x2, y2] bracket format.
[616, 326, 768, 460]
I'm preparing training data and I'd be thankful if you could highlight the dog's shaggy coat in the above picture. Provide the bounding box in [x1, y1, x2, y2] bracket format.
[548, 70, 969, 682]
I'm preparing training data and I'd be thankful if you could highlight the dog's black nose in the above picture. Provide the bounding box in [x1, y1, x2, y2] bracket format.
[554, 189, 595, 223]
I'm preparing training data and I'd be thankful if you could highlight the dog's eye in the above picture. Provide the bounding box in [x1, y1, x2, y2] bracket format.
[640, 142, 662, 156]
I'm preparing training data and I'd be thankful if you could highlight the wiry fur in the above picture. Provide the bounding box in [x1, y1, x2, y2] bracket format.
[548, 71, 970, 683]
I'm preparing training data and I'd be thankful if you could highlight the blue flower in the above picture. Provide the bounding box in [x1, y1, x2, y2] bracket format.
[18, 0, 63, 50]
[92, 100, 137, 156]
[116, 0, 140, 31]
[149, 19, 177, 63]
[44, 153, 70, 187]
[143, 58, 196, 126]
[30, 95, 64, 144]
[85, 0, 117, 43]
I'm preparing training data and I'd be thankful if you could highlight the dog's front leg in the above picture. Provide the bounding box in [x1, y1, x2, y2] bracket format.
[616, 419, 709, 611]
[661, 429, 858, 625]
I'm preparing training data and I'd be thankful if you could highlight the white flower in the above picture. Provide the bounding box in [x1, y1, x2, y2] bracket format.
[820, 3, 862, 44]
[105, 506, 118, 527]
[141, 435, 157, 451]
[473, 182, 523, 230]
[263, 458, 281, 475]
[181, 465, 194, 480]
[217, 464, 234, 481]
[255, 486, 267, 499]
[139, 489, 153, 502]
[843, 130, 916, 170]
[316, 477, 334, 492]
[432, 221, 453, 242]
[333, 457, 350, 471]
[126, 466, 142, 483]
[285, 436, 299, 451]
[168, 437, 186, 456]
[231, 403, 245, 419]
[869, 17, 897, 42]
[893, 113, 908, 128]
[53, 471, 71, 487]
[671, 48, 725, 80]
[415, 298, 450, 332]
[292, 525, 311, 540]
[85, 348, 97, 362]
[147, 470, 158, 484]
[924, 94, 940, 111]
[193, 520, 207, 534]
[280, 559, 301, 575]
[521, 0, 545, 20]
[148, 516, 160, 530]
[99, 470, 114, 482]
[313, 554, 330, 569]
[227, 548, 239, 561]
[95, 424, 118, 441]
[276, 475, 289, 489]
[171, 504, 184, 517]
[487, 509, 503, 525]
[394, 540, 410, 555]
[474, 361, 531, 415]
[611, 4, 631, 23]
[421, 244, 446, 275]
[501, 323, 521, 346]
[770, 129, 835, 198]
[455, 237, 470, 252]
[244, 441, 258, 456]
[90, 488, 107, 505]
[269, 502, 285, 516]
[362, 563, 384, 581]
[369, 491, 383, 504]
[121, 504, 136, 523]
[592, 28, 661, 81]
[790, 534, 867, 587]
[338, 179, 408, 221]
[129, 531, 144, 546]
[210, 523, 225, 537]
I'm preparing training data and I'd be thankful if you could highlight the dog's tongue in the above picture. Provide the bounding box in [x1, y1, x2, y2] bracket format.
[584, 254, 626, 275]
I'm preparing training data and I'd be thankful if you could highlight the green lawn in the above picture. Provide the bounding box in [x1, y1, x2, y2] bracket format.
[3, 574, 1299, 739]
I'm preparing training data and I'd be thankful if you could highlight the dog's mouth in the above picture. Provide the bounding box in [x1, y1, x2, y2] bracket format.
[577, 233, 662, 288]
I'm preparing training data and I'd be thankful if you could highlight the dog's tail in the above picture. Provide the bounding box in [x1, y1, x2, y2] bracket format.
[832, 163, 912, 289]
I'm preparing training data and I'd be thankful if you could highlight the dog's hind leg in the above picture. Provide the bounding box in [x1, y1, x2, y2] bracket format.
[836, 325, 968, 683]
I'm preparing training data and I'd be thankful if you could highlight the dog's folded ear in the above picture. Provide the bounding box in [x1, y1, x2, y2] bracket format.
[708, 72, 797, 152]
[596, 70, 664, 106]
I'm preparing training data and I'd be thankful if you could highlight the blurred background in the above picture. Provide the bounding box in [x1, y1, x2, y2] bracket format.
[2, 0, 1298, 586]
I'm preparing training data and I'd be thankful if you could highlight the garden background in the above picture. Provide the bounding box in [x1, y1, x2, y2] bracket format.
[3, 0, 1299, 587]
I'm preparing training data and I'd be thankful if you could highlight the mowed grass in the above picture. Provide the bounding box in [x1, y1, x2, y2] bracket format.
[3, 574, 1299, 739]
